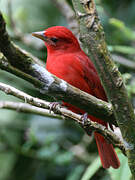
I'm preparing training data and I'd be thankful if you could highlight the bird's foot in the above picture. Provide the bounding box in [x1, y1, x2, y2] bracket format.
[49, 102, 61, 114]
[109, 123, 114, 131]
[81, 113, 88, 126]
[81, 113, 92, 136]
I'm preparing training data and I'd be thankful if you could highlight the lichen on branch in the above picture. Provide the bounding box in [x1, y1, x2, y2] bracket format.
[0, 81, 125, 153]
[72, 0, 135, 177]
[0, 10, 117, 125]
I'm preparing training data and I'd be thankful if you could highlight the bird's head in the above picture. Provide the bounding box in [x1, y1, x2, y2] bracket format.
[32, 26, 80, 53]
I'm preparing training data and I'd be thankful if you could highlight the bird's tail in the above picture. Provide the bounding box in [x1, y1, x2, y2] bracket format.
[94, 132, 120, 169]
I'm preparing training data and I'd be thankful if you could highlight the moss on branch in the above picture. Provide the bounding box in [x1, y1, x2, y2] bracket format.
[72, 0, 135, 177]
[0, 52, 116, 124]
[0, 11, 118, 125]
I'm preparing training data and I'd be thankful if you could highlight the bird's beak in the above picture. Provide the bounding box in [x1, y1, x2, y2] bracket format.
[32, 31, 48, 42]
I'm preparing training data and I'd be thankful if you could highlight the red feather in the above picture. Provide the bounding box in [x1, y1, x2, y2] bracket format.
[33, 26, 120, 168]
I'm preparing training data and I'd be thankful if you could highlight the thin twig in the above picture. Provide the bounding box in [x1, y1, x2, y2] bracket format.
[0, 81, 112, 129]
[0, 52, 116, 125]
[0, 9, 126, 155]
[72, 0, 135, 174]
[0, 101, 61, 119]
[0, 99, 126, 154]
[0, 82, 125, 153]
[112, 54, 135, 70]
[0, 11, 118, 125]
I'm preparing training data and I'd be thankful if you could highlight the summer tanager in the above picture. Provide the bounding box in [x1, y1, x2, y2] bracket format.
[32, 26, 120, 169]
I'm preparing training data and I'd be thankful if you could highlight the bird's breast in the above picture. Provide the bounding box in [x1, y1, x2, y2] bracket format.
[46, 54, 91, 94]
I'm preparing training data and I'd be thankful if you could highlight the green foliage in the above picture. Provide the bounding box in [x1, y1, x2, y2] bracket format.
[0, 0, 135, 179]
[0, 152, 16, 180]
[108, 45, 135, 55]
[108, 152, 132, 180]
[109, 18, 135, 41]
[81, 156, 101, 180]
[67, 165, 85, 180]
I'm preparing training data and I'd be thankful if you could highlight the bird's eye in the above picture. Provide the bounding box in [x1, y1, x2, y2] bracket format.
[51, 37, 58, 43]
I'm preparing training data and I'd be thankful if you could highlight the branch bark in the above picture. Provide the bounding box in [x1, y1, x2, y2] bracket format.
[0, 101, 61, 119]
[0, 81, 125, 154]
[0, 4, 130, 165]
[72, 0, 135, 177]
[0, 52, 115, 124]
[51, 0, 79, 37]
[0, 99, 125, 155]
[0, 10, 118, 125]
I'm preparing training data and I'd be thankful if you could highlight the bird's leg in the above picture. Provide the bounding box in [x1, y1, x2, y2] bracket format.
[81, 112, 88, 126]
[81, 113, 93, 136]
[109, 123, 114, 131]
[49, 102, 62, 114]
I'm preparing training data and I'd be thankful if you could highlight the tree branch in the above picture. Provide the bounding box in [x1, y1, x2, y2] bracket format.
[51, 0, 79, 37]
[0, 10, 118, 125]
[0, 53, 115, 124]
[0, 82, 125, 154]
[0, 81, 113, 131]
[0, 99, 125, 155]
[112, 54, 135, 70]
[82, 120, 126, 155]
[0, 8, 127, 157]
[72, 0, 135, 176]
[0, 53, 42, 88]
[0, 54, 116, 124]
[0, 101, 61, 119]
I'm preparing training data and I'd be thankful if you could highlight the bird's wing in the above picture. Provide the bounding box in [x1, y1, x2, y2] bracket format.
[77, 51, 107, 101]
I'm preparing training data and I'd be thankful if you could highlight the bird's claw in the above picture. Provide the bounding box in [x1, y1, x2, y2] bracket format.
[109, 123, 114, 131]
[81, 113, 92, 136]
[49, 102, 61, 114]
[81, 113, 88, 126]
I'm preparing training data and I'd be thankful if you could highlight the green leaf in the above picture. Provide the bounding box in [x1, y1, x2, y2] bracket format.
[81, 156, 101, 180]
[0, 152, 16, 180]
[109, 18, 135, 41]
[67, 165, 85, 180]
[37, 143, 59, 160]
[108, 152, 131, 180]
[54, 151, 73, 165]
[108, 45, 135, 55]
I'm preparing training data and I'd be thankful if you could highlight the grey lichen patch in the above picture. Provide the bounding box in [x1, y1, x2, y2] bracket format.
[85, 15, 95, 28]
[123, 139, 134, 151]
[93, 22, 99, 32]
[60, 80, 67, 92]
[96, 101, 108, 109]
[111, 66, 118, 74]
[115, 77, 123, 88]
[77, 11, 86, 18]
[32, 64, 54, 92]
[110, 66, 123, 87]
[107, 103, 113, 112]
[0, 52, 4, 59]
[81, 0, 95, 14]
[79, 0, 97, 29]
[99, 43, 108, 56]
[0, 57, 8, 67]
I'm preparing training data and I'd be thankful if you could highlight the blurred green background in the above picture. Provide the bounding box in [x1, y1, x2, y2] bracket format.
[0, 0, 135, 179]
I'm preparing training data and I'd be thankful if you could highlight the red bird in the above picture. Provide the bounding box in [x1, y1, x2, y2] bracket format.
[32, 26, 120, 169]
